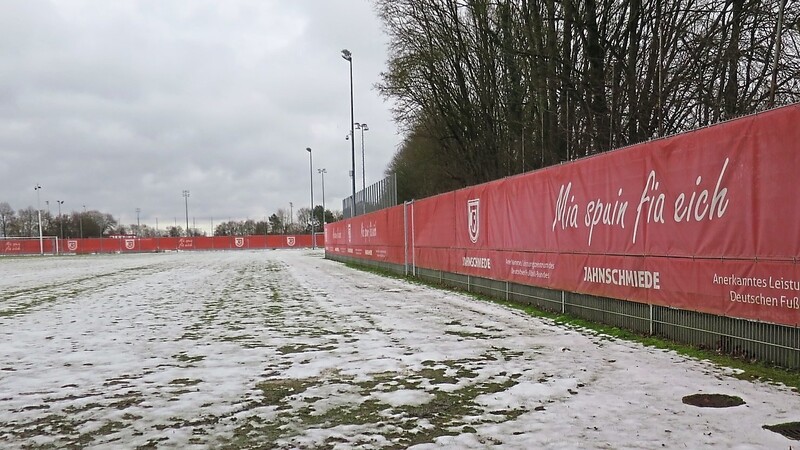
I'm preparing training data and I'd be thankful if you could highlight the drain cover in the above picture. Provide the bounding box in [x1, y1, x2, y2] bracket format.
[681, 393, 745, 408]
[763, 422, 800, 440]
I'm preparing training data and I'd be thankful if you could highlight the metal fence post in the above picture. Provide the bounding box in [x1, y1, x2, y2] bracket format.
[411, 200, 416, 277]
[403, 201, 409, 276]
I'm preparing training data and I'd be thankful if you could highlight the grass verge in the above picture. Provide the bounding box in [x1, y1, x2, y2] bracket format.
[343, 261, 800, 392]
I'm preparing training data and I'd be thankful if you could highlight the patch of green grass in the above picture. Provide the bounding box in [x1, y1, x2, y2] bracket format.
[444, 329, 493, 339]
[416, 367, 458, 385]
[173, 353, 206, 364]
[3, 413, 89, 444]
[299, 398, 388, 427]
[256, 378, 316, 406]
[763, 421, 800, 438]
[215, 361, 527, 449]
[276, 343, 317, 354]
[351, 371, 399, 391]
[95, 420, 127, 435]
[62, 402, 104, 414]
[104, 391, 146, 410]
[153, 415, 222, 431]
[169, 378, 202, 387]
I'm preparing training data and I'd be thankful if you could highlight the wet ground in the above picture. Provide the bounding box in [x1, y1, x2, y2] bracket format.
[1, 250, 798, 449]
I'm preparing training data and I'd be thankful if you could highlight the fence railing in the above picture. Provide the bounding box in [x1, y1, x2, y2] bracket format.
[343, 173, 397, 218]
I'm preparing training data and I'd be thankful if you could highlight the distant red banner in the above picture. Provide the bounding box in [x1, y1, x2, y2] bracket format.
[324, 206, 407, 264]
[0, 234, 322, 255]
[326, 104, 800, 327]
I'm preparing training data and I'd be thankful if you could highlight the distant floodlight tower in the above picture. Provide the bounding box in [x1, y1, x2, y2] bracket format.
[341, 48, 356, 217]
[80, 205, 86, 239]
[136, 207, 141, 235]
[182, 190, 190, 236]
[306, 147, 316, 249]
[57, 200, 64, 239]
[34, 184, 43, 254]
[355, 122, 369, 214]
[318, 168, 327, 224]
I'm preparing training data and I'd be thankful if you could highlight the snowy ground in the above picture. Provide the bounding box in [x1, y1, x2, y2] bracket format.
[1, 250, 799, 449]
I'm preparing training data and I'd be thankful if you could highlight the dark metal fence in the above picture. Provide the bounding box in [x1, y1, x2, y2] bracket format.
[343, 173, 397, 219]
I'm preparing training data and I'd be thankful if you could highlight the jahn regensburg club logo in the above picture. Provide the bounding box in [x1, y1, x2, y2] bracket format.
[467, 198, 480, 243]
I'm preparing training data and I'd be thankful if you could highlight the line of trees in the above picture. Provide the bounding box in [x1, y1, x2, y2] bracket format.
[0, 202, 116, 239]
[377, 0, 800, 201]
[0, 201, 341, 238]
[213, 206, 341, 236]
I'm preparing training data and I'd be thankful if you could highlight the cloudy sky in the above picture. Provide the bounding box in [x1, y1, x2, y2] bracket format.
[0, 0, 400, 232]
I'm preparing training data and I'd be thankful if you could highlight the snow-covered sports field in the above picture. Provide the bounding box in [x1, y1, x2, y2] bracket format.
[1, 250, 798, 449]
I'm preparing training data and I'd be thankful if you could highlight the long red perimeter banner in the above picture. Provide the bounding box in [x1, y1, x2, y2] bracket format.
[0, 234, 322, 255]
[325, 104, 800, 327]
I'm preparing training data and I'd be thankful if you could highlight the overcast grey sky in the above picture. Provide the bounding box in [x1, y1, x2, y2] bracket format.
[0, 0, 400, 232]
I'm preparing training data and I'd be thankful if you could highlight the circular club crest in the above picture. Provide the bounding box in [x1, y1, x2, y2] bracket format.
[467, 198, 480, 243]
[67, 240, 78, 251]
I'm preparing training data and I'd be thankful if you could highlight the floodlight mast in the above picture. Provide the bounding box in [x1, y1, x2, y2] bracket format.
[355, 122, 369, 214]
[182, 190, 190, 236]
[341, 49, 356, 217]
[306, 147, 316, 249]
[34, 184, 43, 255]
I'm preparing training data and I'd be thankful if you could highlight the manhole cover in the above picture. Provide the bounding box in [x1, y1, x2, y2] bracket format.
[763, 422, 800, 440]
[681, 393, 745, 408]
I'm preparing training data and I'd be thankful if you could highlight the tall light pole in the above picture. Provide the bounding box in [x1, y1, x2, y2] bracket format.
[306, 147, 316, 249]
[318, 168, 327, 225]
[34, 184, 43, 255]
[769, 0, 787, 108]
[80, 205, 86, 239]
[341, 49, 356, 218]
[289, 202, 293, 232]
[182, 190, 190, 236]
[57, 200, 64, 240]
[355, 122, 369, 214]
[135, 207, 141, 235]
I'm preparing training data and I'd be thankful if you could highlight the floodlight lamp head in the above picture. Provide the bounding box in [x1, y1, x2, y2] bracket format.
[362, 124, 369, 131]
[341, 49, 352, 61]
[306, 147, 312, 153]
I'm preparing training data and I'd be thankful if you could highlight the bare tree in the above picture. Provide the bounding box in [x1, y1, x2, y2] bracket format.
[0, 202, 14, 237]
[377, 0, 800, 196]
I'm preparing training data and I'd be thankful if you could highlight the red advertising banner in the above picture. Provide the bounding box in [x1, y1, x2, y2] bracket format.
[324, 206, 407, 264]
[325, 104, 800, 327]
[0, 234, 322, 255]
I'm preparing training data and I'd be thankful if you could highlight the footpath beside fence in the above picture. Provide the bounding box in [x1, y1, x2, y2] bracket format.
[0, 234, 323, 255]
[324, 104, 800, 369]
